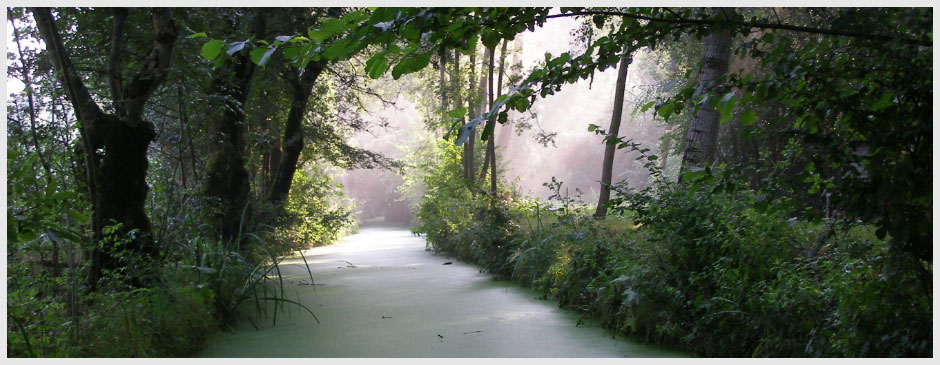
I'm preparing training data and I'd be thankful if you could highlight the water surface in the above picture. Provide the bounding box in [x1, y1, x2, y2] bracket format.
[199, 226, 685, 357]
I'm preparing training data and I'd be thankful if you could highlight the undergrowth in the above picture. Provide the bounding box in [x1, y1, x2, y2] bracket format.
[413, 161, 932, 357]
[7, 160, 350, 357]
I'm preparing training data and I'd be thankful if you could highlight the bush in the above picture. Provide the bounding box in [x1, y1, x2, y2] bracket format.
[415, 169, 932, 357]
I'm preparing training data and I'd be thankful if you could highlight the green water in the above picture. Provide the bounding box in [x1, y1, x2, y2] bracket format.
[199, 226, 685, 357]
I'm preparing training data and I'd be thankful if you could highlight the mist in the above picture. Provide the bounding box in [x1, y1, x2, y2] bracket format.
[338, 16, 670, 222]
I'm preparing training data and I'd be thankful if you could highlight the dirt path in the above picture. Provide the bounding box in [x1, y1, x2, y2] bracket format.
[199, 226, 684, 357]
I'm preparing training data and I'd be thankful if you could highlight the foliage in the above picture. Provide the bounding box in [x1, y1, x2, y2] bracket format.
[6, 7, 361, 357]
[416, 164, 931, 356]
[275, 168, 355, 254]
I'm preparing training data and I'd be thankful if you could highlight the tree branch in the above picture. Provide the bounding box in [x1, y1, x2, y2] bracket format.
[541, 10, 931, 47]
[9, 10, 54, 183]
[108, 7, 128, 112]
[31, 7, 104, 125]
[120, 8, 179, 120]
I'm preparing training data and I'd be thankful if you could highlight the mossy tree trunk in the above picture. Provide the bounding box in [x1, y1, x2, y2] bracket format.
[204, 10, 267, 245]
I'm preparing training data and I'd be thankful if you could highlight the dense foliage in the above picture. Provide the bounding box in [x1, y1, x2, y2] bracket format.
[394, 6, 931, 358]
[6, 7, 381, 357]
[415, 171, 931, 356]
[6, 6, 932, 358]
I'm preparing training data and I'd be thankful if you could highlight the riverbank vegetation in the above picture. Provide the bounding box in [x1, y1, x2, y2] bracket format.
[7, 6, 931, 357]
[389, 7, 931, 357]
[6, 8, 376, 356]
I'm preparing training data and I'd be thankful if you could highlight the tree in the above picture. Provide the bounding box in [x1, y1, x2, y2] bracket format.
[678, 8, 734, 179]
[32, 7, 179, 287]
[202, 9, 267, 246]
[268, 8, 341, 206]
[479, 39, 509, 196]
[594, 54, 633, 217]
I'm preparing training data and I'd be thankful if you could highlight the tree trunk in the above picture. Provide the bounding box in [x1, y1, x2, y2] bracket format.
[32, 7, 178, 288]
[267, 59, 327, 206]
[204, 10, 266, 245]
[479, 39, 508, 196]
[463, 49, 477, 181]
[468, 46, 490, 187]
[679, 9, 734, 180]
[267, 8, 341, 209]
[479, 46, 494, 185]
[439, 49, 448, 130]
[594, 54, 633, 218]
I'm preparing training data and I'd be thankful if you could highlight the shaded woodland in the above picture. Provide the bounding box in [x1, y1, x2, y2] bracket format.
[6, 7, 932, 357]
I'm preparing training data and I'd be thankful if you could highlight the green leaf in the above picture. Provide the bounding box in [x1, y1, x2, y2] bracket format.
[719, 95, 737, 123]
[640, 101, 655, 112]
[187, 32, 208, 39]
[365, 53, 389, 79]
[66, 209, 89, 225]
[760, 32, 774, 43]
[481, 29, 501, 49]
[587, 124, 598, 132]
[250, 46, 276, 66]
[201, 40, 225, 61]
[341, 11, 369, 25]
[53, 191, 78, 200]
[447, 107, 467, 119]
[481, 119, 495, 140]
[390, 52, 431, 79]
[804, 161, 815, 172]
[657, 102, 674, 121]
[320, 18, 346, 37]
[282, 45, 303, 62]
[870, 92, 895, 111]
[308, 28, 331, 42]
[400, 22, 421, 41]
[513, 97, 531, 112]
[322, 39, 350, 60]
[681, 168, 707, 182]
[739, 109, 757, 126]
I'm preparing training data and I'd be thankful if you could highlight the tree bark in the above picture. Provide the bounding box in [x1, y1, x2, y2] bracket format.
[267, 59, 327, 205]
[594, 54, 633, 218]
[679, 8, 734, 181]
[439, 49, 448, 130]
[32, 7, 178, 288]
[479, 39, 508, 196]
[204, 10, 266, 245]
[495, 37, 522, 150]
[267, 8, 341, 208]
[463, 49, 478, 181]
[479, 46, 494, 185]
